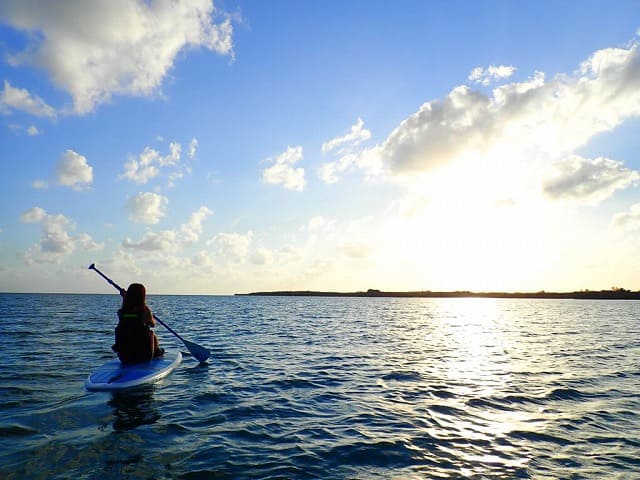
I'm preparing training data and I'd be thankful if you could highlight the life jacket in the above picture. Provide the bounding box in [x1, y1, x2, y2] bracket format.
[113, 310, 154, 365]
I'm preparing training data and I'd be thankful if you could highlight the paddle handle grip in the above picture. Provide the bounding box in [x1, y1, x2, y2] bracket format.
[89, 263, 125, 296]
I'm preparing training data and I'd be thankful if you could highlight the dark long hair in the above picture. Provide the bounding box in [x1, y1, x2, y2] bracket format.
[122, 283, 146, 312]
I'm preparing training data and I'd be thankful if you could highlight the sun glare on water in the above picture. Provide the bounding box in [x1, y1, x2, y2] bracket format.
[421, 299, 545, 472]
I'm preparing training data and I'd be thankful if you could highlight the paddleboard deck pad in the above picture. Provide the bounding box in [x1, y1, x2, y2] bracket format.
[85, 350, 182, 391]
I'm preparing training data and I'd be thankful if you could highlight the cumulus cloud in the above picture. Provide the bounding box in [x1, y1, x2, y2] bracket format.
[20, 206, 46, 223]
[251, 247, 274, 265]
[612, 203, 640, 231]
[0, 0, 234, 114]
[306, 216, 336, 233]
[121, 147, 161, 184]
[322, 117, 371, 154]
[31, 149, 93, 190]
[0, 80, 56, 118]
[6, 122, 42, 136]
[378, 85, 502, 173]
[318, 155, 354, 184]
[122, 230, 178, 252]
[20, 206, 102, 264]
[319, 118, 374, 184]
[319, 146, 385, 184]
[374, 40, 640, 175]
[262, 146, 306, 191]
[188, 138, 199, 159]
[166, 142, 182, 166]
[120, 147, 160, 184]
[339, 242, 370, 259]
[300, 215, 374, 262]
[122, 205, 213, 251]
[180, 206, 213, 244]
[56, 150, 93, 190]
[543, 155, 639, 204]
[207, 231, 253, 261]
[126, 192, 168, 224]
[468, 65, 517, 86]
[121, 139, 194, 186]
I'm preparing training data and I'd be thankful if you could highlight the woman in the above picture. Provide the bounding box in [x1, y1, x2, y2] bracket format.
[112, 283, 164, 364]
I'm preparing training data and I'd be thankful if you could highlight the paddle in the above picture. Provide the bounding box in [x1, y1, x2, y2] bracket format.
[88, 263, 210, 363]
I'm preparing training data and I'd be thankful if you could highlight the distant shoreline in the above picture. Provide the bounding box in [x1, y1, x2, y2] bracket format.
[237, 289, 640, 300]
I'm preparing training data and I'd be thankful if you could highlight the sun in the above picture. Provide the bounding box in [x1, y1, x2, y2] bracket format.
[377, 154, 556, 292]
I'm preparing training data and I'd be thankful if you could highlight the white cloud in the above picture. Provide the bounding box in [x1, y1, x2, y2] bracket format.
[20, 206, 46, 223]
[180, 206, 213, 243]
[306, 216, 335, 233]
[126, 192, 168, 224]
[319, 146, 385, 184]
[56, 150, 93, 190]
[20, 206, 102, 264]
[74, 232, 102, 251]
[543, 155, 639, 204]
[164, 142, 182, 166]
[121, 147, 162, 184]
[207, 231, 253, 261]
[301, 215, 376, 262]
[375, 40, 640, 176]
[251, 247, 274, 265]
[122, 230, 178, 252]
[120, 140, 193, 186]
[188, 138, 199, 159]
[262, 146, 306, 191]
[6, 122, 41, 136]
[319, 118, 373, 184]
[191, 250, 216, 270]
[321, 118, 371, 154]
[0, 0, 234, 114]
[612, 203, 640, 231]
[31, 150, 93, 190]
[122, 205, 213, 251]
[0, 80, 56, 118]
[468, 65, 517, 86]
[318, 152, 358, 184]
[339, 242, 370, 259]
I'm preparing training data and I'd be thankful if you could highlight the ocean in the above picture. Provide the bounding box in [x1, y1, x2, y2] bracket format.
[0, 293, 639, 479]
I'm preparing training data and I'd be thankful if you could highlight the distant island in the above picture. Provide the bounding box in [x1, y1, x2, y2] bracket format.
[237, 288, 640, 300]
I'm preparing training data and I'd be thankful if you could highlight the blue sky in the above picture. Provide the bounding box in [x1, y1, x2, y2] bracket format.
[1, 1, 640, 294]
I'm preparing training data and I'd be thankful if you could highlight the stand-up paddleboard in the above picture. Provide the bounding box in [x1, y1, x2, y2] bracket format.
[85, 350, 182, 391]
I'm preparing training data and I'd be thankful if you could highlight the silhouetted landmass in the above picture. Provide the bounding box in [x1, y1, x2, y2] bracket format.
[237, 288, 640, 300]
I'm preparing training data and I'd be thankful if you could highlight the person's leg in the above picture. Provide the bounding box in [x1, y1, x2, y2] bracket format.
[152, 332, 164, 357]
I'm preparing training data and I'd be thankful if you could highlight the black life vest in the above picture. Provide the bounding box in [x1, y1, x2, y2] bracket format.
[114, 310, 153, 365]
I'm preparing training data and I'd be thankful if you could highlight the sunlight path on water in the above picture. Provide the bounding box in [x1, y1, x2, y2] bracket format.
[1, 294, 639, 479]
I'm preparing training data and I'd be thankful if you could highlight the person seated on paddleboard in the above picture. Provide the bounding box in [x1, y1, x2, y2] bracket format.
[112, 283, 164, 364]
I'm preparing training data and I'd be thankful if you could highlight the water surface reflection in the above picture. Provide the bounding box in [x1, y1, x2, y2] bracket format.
[108, 387, 159, 432]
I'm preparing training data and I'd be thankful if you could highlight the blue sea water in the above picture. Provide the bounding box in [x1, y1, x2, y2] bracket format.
[0, 293, 639, 479]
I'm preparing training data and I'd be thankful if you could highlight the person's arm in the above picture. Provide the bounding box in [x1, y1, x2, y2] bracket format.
[145, 307, 156, 327]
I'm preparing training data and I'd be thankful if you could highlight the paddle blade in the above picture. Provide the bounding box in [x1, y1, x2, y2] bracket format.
[183, 339, 210, 363]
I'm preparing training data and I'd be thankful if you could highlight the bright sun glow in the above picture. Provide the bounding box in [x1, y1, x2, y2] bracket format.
[376, 153, 558, 292]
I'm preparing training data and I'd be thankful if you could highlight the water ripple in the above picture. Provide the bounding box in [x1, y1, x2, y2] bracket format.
[1, 294, 639, 478]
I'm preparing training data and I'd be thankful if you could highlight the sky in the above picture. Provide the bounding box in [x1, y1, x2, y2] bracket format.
[1, 1, 640, 294]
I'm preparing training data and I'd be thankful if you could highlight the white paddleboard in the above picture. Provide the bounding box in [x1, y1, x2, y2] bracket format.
[85, 350, 182, 391]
